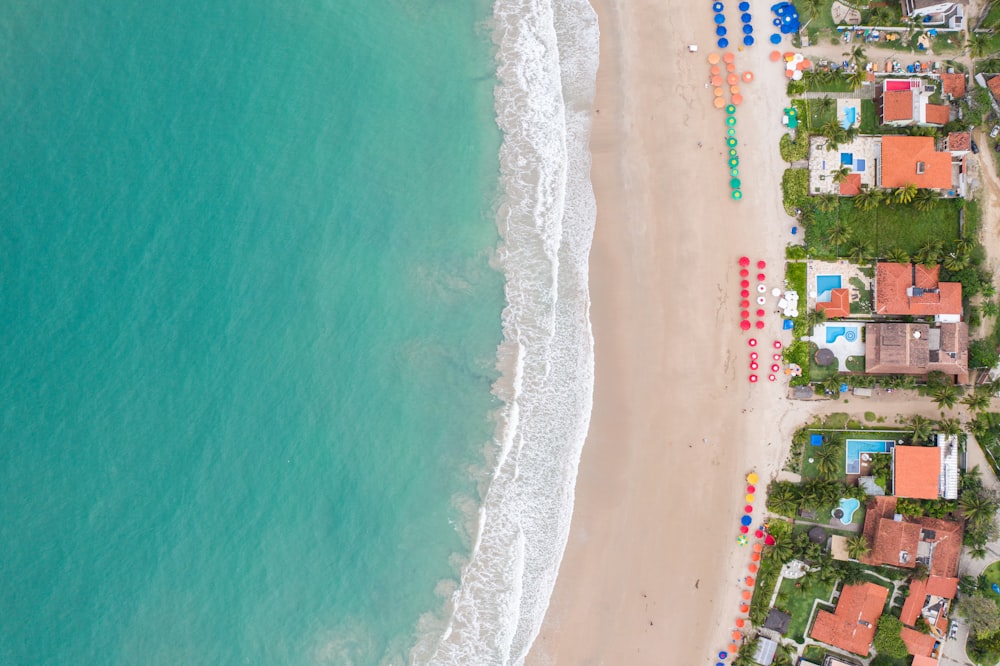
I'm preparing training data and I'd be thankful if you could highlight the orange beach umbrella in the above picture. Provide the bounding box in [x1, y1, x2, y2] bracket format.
[735, 618, 745, 628]
[708, 53, 721, 64]
[769, 50, 781, 61]
[742, 71, 754, 82]
[723, 52, 735, 64]
[713, 97, 726, 108]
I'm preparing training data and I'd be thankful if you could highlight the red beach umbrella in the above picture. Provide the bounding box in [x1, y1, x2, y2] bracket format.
[740, 320, 751, 331]
[740, 525, 749, 533]
[753, 543, 763, 553]
[749, 374, 758, 383]
[740, 279, 749, 288]
[732, 93, 744, 105]
[748, 563, 758, 573]
[750, 362, 758, 370]
[756, 309, 765, 317]
[742, 71, 754, 83]
[745, 505, 753, 513]
[741, 591, 752, 601]
[771, 364, 780, 373]
[748, 338, 757, 347]
[732, 630, 742, 640]
[740, 300, 750, 308]
[747, 484, 756, 493]
[739, 604, 749, 614]
[757, 260, 766, 269]
[773, 341, 782, 349]
[746, 576, 755, 587]
[735, 618, 745, 628]
[764, 534, 776, 546]
[739, 256, 750, 266]
[749, 352, 758, 360]
[753, 530, 763, 539]
[729, 644, 739, 653]
[740, 310, 750, 319]
[757, 273, 766, 281]
[750, 552, 760, 562]
[740, 289, 750, 298]
[772, 353, 781, 361]
[769, 50, 781, 61]
[739, 268, 749, 277]
[755, 321, 765, 329]
[768, 374, 777, 382]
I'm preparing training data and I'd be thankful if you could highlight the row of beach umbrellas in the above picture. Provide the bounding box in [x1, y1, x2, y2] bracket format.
[711, 1, 757, 49]
[737, 257, 767, 328]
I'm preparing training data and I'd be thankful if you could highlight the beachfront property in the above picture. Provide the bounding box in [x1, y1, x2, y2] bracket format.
[900, 0, 968, 29]
[864, 322, 970, 384]
[873, 262, 962, 320]
[808, 135, 967, 197]
[808, 582, 887, 655]
[859, 496, 964, 576]
[892, 435, 960, 500]
[806, 260, 870, 318]
[879, 78, 951, 127]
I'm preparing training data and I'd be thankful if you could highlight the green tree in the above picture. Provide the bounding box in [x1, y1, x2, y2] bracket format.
[907, 414, 934, 443]
[815, 192, 839, 213]
[913, 187, 940, 212]
[938, 417, 962, 437]
[764, 530, 794, 564]
[806, 307, 828, 332]
[958, 593, 1000, 638]
[766, 480, 799, 517]
[814, 442, 842, 480]
[914, 240, 943, 266]
[827, 222, 852, 257]
[831, 166, 851, 185]
[846, 534, 870, 560]
[959, 487, 999, 526]
[848, 67, 868, 91]
[931, 384, 960, 410]
[801, 0, 823, 21]
[848, 240, 872, 264]
[884, 247, 909, 264]
[968, 31, 992, 59]
[943, 249, 970, 272]
[873, 615, 909, 658]
[962, 387, 992, 412]
[821, 120, 849, 150]
[893, 183, 918, 205]
[855, 185, 882, 212]
[983, 300, 1000, 319]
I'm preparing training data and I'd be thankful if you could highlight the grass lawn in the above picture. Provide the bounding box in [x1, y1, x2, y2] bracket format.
[860, 98, 879, 133]
[846, 355, 865, 372]
[792, 99, 837, 134]
[805, 198, 963, 259]
[982, 561, 1000, 610]
[792, 0, 837, 32]
[809, 342, 841, 383]
[802, 645, 827, 663]
[775, 576, 835, 642]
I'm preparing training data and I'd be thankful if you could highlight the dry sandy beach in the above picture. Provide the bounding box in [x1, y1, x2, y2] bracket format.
[527, 1, 807, 663]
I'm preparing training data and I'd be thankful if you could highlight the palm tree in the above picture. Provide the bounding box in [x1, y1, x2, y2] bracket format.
[827, 222, 852, 256]
[870, 6, 891, 24]
[968, 31, 992, 59]
[943, 250, 970, 272]
[914, 240, 943, 266]
[938, 417, 962, 437]
[846, 534, 871, 560]
[801, 0, 823, 21]
[913, 188, 940, 212]
[848, 67, 868, 91]
[815, 193, 839, 213]
[907, 415, 934, 443]
[814, 444, 842, 480]
[831, 166, 851, 185]
[963, 388, 992, 412]
[817, 95, 835, 118]
[821, 120, 848, 150]
[982, 300, 999, 319]
[884, 247, 909, 264]
[932, 384, 960, 410]
[765, 531, 794, 564]
[848, 240, 871, 264]
[844, 45, 867, 68]
[959, 488, 998, 525]
[893, 183, 918, 205]
[969, 543, 989, 560]
[767, 482, 799, 517]
[806, 307, 828, 332]
[855, 186, 882, 212]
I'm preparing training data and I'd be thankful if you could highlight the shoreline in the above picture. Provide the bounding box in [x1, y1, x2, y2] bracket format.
[527, 1, 800, 663]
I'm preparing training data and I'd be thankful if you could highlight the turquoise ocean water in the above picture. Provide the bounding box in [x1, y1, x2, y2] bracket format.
[0, 2, 506, 664]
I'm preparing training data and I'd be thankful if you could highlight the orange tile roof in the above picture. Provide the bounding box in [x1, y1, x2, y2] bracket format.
[895, 446, 941, 499]
[810, 582, 888, 655]
[901, 626, 937, 657]
[900, 577, 927, 626]
[988, 75, 1000, 104]
[839, 173, 862, 196]
[912, 657, 939, 666]
[817, 288, 851, 318]
[883, 90, 914, 122]
[940, 73, 965, 98]
[948, 132, 971, 152]
[874, 263, 963, 316]
[880, 136, 953, 190]
[860, 497, 964, 577]
[925, 104, 950, 125]
[926, 576, 958, 598]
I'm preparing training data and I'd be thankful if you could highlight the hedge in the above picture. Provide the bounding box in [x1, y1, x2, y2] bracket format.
[779, 131, 809, 163]
[782, 168, 809, 216]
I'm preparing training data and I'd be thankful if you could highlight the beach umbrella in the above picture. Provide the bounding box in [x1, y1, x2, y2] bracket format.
[770, 33, 781, 44]
[727, 128, 736, 137]
[740, 310, 749, 319]
[739, 604, 749, 614]
[739, 320, 751, 331]
[741, 12, 752, 22]
[746, 472, 758, 484]
[773, 340, 782, 349]
[750, 552, 760, 562]
[742, 24, 753, 34]
[726, 137, 737, 147]
[746, 576, 755, 587]
[755, 309, 765, 317]
[741, 590, 752, 600]
[745, 34, 755, 46]
[714, 13, 725, 24]
[791, 69, 803, 80]
[717, 38, 729, 48]
[732, 630, 743, 640]
[730, 168, 739, 177]
[737, 535, 748, 546]
[735, 618, 745, 628]
[784, 68, 794, 78]
[739, 279, 749, 288]
[719, 652, 728, 660]
[746, 493, 755, 503]
[748, 374, 757, 383]
[738, 1, 749, 9]
[713, 97, 726, 108]
[749, 352, 757, 360]
[726, 104, 736, 114]
[745, 505, 753, 513]
[740, 525, 749, 534]
[756, 272, 765, 281]
[740, 289, 749, 298]
[729, 148, 737, 156]
[802, 59, 812, 69]
[755, 321, 765, 329]
[729, 643, 739, 653]
[768, 374, 776, 382]
[711, 75, 723, 86]
[752, 542, 763, 552]
[769, 50, 780, 61]
[732, 93, 744, 105]
[710, 64, 721, 75]
[756, 296, 766, 305]
[772, 353, 781, 361]
[730, 84, 740, 94]
[756, 284, 766, 293]
[732, 190, 742, 200]
[747, 338, 756, 347]
[729, 158, 739, 167]
[723, 52, 735, 63]
[708, 52, 721, 64]
[726, 62, 736, 72]
[740, 515, 752, 526]
[739, 268, 748, 277]
[726, 116, 736, 127]
[714, 87, 724, 97]
[712, 1, 724, 11]
[716, 25, 727, 37]
[742, 71, 754, 83]
[764, 534, 776, 546]
[740, 300, 749, 308]
[730, 178, 741, 188]
[747, 484, 755, 493]
[750, 362, 758, 370]
[727, 73, 738, 85]
[771, 364, 780, 372]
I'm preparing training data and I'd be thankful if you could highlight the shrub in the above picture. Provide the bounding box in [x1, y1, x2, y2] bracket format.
[782, 169, 809, 216]
[787, 79, 805, 96]
[969, 339, 999, 370]
[779, 131, 809, 162]
[786, 245, 808, 260]
[873, 615, 908, 658]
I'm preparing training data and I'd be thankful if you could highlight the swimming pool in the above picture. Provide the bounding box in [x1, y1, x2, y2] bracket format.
[832, 497, 860, 525]
[845, 439, 895, 474]
[840, 107, 857, 129]
[816, 274, 842, 302]
[825, 325, 858, 344]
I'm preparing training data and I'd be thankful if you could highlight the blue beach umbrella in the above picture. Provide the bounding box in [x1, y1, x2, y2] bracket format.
[743, 24, 753, 34]
[770, 33, 782, 44]
[712, 1, 724, 11]
[719, 652, 728, 659]
[741, 12, 752, 22]
[718, 38, 729, 48]
[738, 1, 749, 10]
[716, 25, 727, 36]
[744, 35, 755, 46]
[714, 13, 725, 24]
[772, 17, 781, 26]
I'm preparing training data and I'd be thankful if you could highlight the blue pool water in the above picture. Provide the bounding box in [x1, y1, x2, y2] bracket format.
[816, 274, 842, 302]
[832, 497, 860, 525]
[840, 107, 857, 129]
[825, 325, 858, 344]
[840, 152, 853, 165]
[845, 439, 895, 474]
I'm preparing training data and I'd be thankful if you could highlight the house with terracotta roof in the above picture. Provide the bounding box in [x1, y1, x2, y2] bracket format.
[940, 72, 966, 99]
[809, 582, 888, 655]
[879, 135, 955, 192]
[860, 496, 964, 577]
[880, 79, 951, 126]
[900, 574, 958, 638]
[911, 656, 940, 666]
[901, 626, 940, 659]
[894, 437, 961, 499]
[873, 263, 962, 320]
[817, 288, 851, 318]
[865, 322, 970, 384]
[947, 131, 971, 156]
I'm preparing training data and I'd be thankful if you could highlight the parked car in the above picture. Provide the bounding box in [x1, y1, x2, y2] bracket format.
[972, 140, 980, 154]
[991, 124, 1000, 138]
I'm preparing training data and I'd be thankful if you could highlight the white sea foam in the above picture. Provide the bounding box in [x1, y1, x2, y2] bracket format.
[412, 1, 599, 663]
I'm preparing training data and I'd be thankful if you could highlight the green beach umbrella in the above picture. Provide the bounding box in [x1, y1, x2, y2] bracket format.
[729, 157, 739, 167]
[726, 116, 736, 126]
[730, 178, 741, 189]
[727, 128, 736, 137]
[732, 190, 743, 200]
[731, 168, 739, 177]
[726, 104, 736, 115]
[728, 148, 737, 157]
[726, 137, 737, 148]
